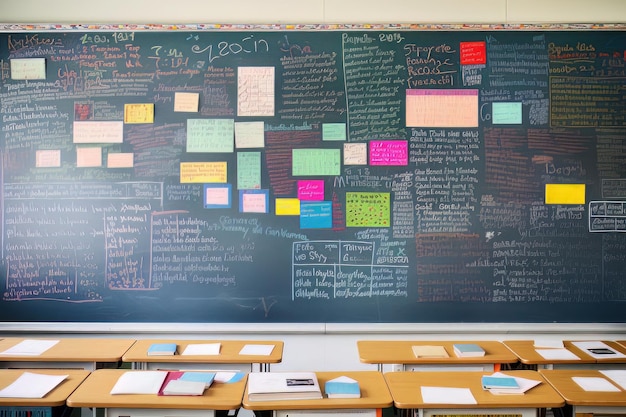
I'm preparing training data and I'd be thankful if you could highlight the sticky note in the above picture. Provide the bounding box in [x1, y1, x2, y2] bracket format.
[545, 184, 585, 205]
[180, 162, 227, 183]
[492, 102, 522, 124]
[10, 58, 46, 80]
[275, 198, 300, 215]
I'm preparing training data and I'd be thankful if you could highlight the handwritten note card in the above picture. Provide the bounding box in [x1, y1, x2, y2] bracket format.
[10, 58, 46, 80]
[292, 149, 341, 176]
[492, 102, 522, 124]
[107, 153, 134, 168]
[237, 152, 261, 189]
[73, 121, 124, 144]
[460, 41, 487, 65]
[322, 123, 347, 141]
[237, 66, 275, 117]
[174, 92, 200, 112]
[300, 201, 332, 229]
[124, 103, 154, 124]
[187, 119, 234, 153]
[76, 147, 102, 168]
[240, 189, 269, 213]
[35, 150, 61, 168]
[369, 140, 408, 166]
[235, 121, 265, 148]
[344, 143, 367, 165]
[180, 162, 227, 183]
[346, 192, 390, 227]
[204, 184, 231, 208]
[406, 89, 478, 128]
[298, 180, 325, 201]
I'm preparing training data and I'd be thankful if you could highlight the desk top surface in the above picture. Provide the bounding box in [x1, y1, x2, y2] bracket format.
[540, 369, 626, 406]
[0, 369, 90, 407]
[242, 371, 393, 411]
[122, 339, 284, 363]
[384, 370, 565, 409]
[504, 340, 626, 364]
[66, 369, 246, 410]
[357, 340, 518, 364]
[0, 338, 136, 362]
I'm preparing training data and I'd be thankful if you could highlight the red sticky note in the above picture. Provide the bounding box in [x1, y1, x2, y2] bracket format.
[460, 41, 487, 65]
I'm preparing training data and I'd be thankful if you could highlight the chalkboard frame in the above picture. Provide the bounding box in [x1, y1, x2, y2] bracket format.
[2, 23, 626, 324]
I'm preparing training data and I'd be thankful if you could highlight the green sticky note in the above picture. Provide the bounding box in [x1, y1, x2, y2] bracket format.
[492, 102, 522, 124]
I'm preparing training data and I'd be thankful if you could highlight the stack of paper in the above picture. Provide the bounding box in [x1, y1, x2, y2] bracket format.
[571, 341, 626, 359]
[247, 372, 322, 401]
[412, 345, 449, 358]
[110, 371, 168, 395]
[161, 379, 206, 396]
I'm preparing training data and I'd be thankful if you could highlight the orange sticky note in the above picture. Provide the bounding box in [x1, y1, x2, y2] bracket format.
[545, 184, 585, 205]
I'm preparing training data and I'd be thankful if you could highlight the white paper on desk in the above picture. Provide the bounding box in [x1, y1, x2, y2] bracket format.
[572, 376, 620, 392]
[421, 386, 477, 404]
[600, 370, 626, 390]
[239, 344, 274, 355]
[533, 338, 564, 349]
[571, 341, 626, 359]
[110, 371, 168, 394]
[0, 339, 59, 356]
[181, 343, 221, 355]
[0, 372, 67, 398]
[535, 348, 580, 361]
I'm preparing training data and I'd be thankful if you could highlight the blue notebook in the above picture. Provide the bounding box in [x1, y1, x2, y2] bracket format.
[147, 343, 177, 356]
[179, 372, 216, 388]
[481, 376, 519, 390]
[453, 343, 485, 357]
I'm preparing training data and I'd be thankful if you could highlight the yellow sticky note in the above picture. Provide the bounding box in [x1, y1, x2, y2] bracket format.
[275, 198, 300, 215]
[545, 184, 585, 205]
[180, 162, 227, 183]
[124, 103, 154, 124]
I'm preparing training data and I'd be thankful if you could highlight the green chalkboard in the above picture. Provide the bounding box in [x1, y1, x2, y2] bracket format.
[1, 24, 626, 323]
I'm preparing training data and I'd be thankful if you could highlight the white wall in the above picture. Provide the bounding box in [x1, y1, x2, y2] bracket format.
[1, 0, 626, 371]
[1, 0, 626, 24]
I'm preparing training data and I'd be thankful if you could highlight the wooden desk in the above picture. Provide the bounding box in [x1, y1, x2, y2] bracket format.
[67, 368, 247, 417]
[384, 370, 564, 417]
[540, 369, 626, 417]
[0, 369, 90, 406]
[0, 338, 135, 370]
[504, 340, 626, 370]
[567, 340, 626, 367]
[242, 371, 392, 417]
[123, 339, 284, 372]
[357, 340, 518, 372]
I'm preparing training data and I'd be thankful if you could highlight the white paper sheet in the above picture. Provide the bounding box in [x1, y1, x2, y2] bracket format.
[239, 344, 274, 356]
[600, 370, 626, 390]
[0, 339, 59, 356]
[0, 372, 67, 398]
[420, 386, 477, 404]
[181, 343, 221, 355]
[572, 376, 620, 392]
[110, 371, 168, 394]
[535, 348, 580, 361]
